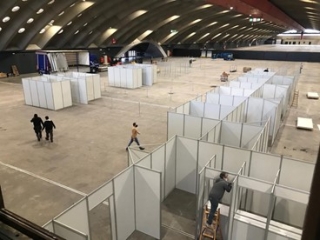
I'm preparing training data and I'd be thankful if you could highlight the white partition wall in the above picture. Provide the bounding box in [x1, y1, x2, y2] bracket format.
[108, 66, 142, 89]
[22, 77, 72, 110]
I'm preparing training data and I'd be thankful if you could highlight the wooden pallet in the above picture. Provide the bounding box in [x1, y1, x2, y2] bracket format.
[291, 90, 299, 108]
[11, 65, 19, 76]
[199, 207, 223, 240]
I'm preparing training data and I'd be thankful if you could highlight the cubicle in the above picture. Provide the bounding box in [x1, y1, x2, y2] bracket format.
[54, 72, 101, 104]
[22, 76, 72, 110]
[108, 66, 143, 89]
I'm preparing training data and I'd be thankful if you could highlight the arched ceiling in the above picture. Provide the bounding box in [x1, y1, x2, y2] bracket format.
[0, 0, 317, 51]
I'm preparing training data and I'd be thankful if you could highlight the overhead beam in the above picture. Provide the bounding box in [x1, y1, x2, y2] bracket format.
[205, 0, 304, 31]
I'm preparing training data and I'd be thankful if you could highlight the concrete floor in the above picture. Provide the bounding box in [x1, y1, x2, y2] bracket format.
[0, 56, 318, 239]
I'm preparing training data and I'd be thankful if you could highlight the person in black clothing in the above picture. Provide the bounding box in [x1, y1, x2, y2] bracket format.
[43, 116, 56, 142]
[30, 114, 43, 141]
[206, 172, 233, 227]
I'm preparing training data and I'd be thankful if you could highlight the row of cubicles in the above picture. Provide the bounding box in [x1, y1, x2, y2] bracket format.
[108, 64, 157, 89]
[43, 67, 312, 240]
[22, 72, 101, 110]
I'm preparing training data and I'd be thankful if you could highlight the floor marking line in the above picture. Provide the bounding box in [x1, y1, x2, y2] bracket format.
[0, 161, 86, 196]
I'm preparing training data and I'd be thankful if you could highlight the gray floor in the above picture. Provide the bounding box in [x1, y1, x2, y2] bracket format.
[0, 56, 319, 239]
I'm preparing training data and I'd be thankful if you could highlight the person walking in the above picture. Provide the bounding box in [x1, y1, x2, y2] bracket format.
[43, 116, 56, 142]
[126, 122, 145, 151]
[30, 114, 44, 141]
[206, 172, 232, 227]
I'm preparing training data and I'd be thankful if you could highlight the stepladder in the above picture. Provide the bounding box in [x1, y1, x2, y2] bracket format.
[199, 205, 223, 240]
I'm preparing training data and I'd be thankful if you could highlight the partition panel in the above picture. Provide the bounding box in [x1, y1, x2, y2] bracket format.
[250, 152, 280, 181]
[136, 155, 151, 168]
[220, 106, 235, 120]
[165, 137, 176, 197]
[206, 93, 219, 104]
[220, 95, 234, 106]
[220, 122, 241, 147]
[88, 181, 113, 210]
[223, 146, 250, 174]
[176, 137, 198, 194]
[129, 149, 149, 165]
[55, 198, 90, 238]
[190, 101, 204, 117]
[183, 101, 190, 114]
[201, 118, 220, 137]
[44, 83, 54, 110]
[61, 81, 72, 107]
[30, 80, 40, 107]
[196, 168, 206, 238]
[246, 98, 263, 122]
[53, 220, 87, 240]
[109, 195, 117, 240]
[36, 81, 47, 108]
[238, 176, 273, 193]
[231, 88, 243, 96]
[93, 76, 101, 98]
[43, 220, 54, 232]
[51, 82, 63, 110]
[274, 186, 309, 204]
[198, 141, 219, 169]
[204, 103, 220, 119]
[134, 166, 161, 239]
[184, 115, 202, 138]
[244, 89, 255, 96]
[22, 79, 33, 105]
[167, 112, 184, 139]
[279, 158, 314, 191]
[263, 84, 276, 98]
[79, 79, 88, 104]
[114, 167, 135, 240]
[273, 197, 307, 228]
[231, 219, 265, 240]
[151, 146, 165, 200]
[241, 125, 263, 149]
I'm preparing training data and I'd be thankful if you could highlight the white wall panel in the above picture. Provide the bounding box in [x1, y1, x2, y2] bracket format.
[246, 98, 263, 122]
[135, 167, 161, 239]
[183, 101, 190, 114]
[223, 146, 250, 174]
[238, 177, 273, 193]
[36, 81, 47, 108]
[167, 112, 184, 139]
[86, 77, 94, 101]
[206, 93, 219, 104]
[220, 122, 241, 147]
[231, 88, 243, 96]
[184, 115, 202, 139]
[176, 137, 198, 194]
[201, 118, 220, 137]
[250, 152, 281, 181]
[22, 79, 33, 105]
[165, 137, 176, 197]
[55, 198, 90, 237]
[88, 182, 113, 211]
[53, 221, 87, 240]
[151, 146, 165, 200]
[114, 167, 135, 240]
[279, 158, 314, 191]
[204, 103, 220, 119]
[29, 80, 40, 107]
[263, 84, 276, 98]
[231, 219, 265, 240]
[51, 82, 63, 110]
[220, 95, 234, 106]
[241, 125, 263, 149]
[93, 75, 101, 98]
[61, 81, 72, 107]
[108, 67, 115, 86]
[220, 106, 235, 120]
[198, 141, 219, 169]
[44, 83, 54, 110]
[190, 101, 204, 117]
[130, 148, 149, 165]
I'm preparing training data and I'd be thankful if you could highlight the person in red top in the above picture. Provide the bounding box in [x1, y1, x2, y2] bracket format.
[126, 122, 145, 151]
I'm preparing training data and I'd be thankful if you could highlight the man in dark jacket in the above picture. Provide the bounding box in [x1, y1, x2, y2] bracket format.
[206, 172, 233, 226]
[30, 114, 43, 141]
[43, 116, 56, 142]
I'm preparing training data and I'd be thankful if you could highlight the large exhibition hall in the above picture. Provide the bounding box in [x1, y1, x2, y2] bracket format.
[0, 0, 320, 240]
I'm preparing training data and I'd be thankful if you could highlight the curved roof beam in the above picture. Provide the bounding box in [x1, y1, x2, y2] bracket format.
[98, 1, 171, 46]
[0, 1, 46, 50]
[44, 1, 98, 49]
[11, 0, 76, 50]
[115, 40, 167, 58]
[115, 2, 208, 45]
[75, 0, 152, 48]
